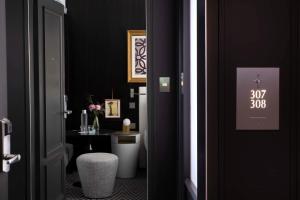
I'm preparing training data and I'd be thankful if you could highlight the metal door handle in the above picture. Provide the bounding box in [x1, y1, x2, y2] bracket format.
[4, 154, 21, 165]
[64, 95, 72, 119]
[64, 110, 72, 115]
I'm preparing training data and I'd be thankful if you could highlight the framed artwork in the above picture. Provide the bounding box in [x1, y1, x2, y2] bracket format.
[127, 30, 147, 83]
[105, 99, 121, 118]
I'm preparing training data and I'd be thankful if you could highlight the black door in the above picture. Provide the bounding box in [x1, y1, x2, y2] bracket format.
[36, 1, 65, 200]
[207, 0, 300, 200]
[0, 0, 8, 199]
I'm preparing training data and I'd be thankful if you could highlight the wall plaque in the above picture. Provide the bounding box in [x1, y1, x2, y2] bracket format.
[236, 68, 279, 130]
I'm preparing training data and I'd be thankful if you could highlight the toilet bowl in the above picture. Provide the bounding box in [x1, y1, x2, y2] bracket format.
[111, 132, 141, 178]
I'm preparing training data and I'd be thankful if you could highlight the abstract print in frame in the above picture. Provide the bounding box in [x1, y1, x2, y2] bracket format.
[127, 30, 147, 83]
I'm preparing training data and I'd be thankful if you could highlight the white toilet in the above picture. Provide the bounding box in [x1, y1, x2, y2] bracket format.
[111, 132, 141, 178]
[110, 86, 147, 178]
[138, 87, 147, 168]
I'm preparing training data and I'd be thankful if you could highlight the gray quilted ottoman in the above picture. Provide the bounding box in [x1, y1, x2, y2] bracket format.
[76, 153, 118, 198]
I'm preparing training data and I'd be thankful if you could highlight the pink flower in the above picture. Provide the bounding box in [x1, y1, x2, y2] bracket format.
[89, 104, 96, 111]
[96, 104, 101, 111]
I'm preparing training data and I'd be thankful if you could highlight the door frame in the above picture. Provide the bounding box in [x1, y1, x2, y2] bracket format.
[0, 0, 8, 198]
[147, 0, 182, 199]
[177, 0, 206, 199]
[24, 0, 36, 199]
[197, 0, 206, 199]
[206, 0, 219, 198]
[23, 0, 185, 199]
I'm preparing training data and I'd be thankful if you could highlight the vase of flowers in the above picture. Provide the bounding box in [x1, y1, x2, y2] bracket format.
[88, 95, 104, 131]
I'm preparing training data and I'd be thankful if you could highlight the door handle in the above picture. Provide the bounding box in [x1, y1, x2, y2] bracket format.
[64, 95, 72, 119]
[1, 118, 21, 172]
[64, 110, 72, 115]
[4, 154, 21, 165]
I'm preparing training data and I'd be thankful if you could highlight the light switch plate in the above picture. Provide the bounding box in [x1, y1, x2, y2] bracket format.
[129, 102, 135, 109]
[130, 89, 135, 98]
[130, 123, 136, 129]
[159, 77, 170, 92]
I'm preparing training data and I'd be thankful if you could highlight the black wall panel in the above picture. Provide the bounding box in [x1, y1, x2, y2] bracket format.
[147, 0, 179, 199]
[65, 0, 146, 131]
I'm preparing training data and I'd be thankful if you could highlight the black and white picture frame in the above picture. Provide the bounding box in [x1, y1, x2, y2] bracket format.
[127, 30, 147, 83]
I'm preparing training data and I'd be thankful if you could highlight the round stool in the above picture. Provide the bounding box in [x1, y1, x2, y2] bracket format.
[76, 153, 118, 198]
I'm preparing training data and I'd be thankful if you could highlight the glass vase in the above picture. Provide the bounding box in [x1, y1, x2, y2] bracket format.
[92, 115, 100, 131]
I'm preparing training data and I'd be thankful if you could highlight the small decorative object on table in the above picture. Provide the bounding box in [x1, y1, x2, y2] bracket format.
[122, 118, 131, 133]
[88, 95, 105, 131]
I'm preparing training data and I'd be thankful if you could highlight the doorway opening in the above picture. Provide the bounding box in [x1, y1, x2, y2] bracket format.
[63, 0, 148, 199]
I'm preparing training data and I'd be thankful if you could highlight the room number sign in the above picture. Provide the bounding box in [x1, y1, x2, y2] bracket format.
[250, 89, 266, 109]
[236, 68, 279, 130]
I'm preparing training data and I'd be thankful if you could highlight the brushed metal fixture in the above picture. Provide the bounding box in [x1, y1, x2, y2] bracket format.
[130, 88, 147, 97]
[64, 95, 72, 119]
[159, 77, 170, 92]
[1, 118, 21, 172]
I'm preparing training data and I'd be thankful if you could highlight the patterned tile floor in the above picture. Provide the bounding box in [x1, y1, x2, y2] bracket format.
[66, 170, 147, 200]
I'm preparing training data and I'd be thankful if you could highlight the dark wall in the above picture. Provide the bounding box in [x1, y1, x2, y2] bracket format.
[65, 0, 146, 131]
[207, 0, 300, 200]
[147, 0, 179, 199]
[206, 0, 219, 199]
[6, 0, 28, 199]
